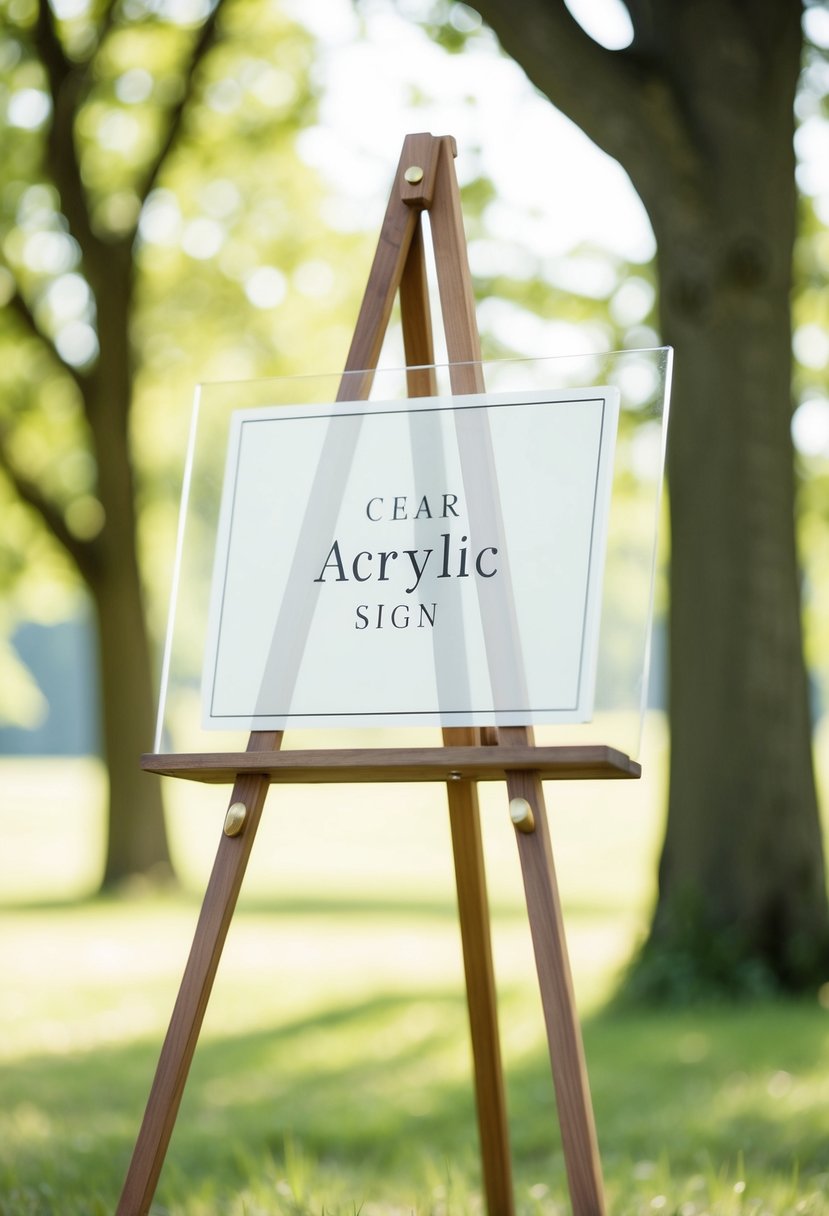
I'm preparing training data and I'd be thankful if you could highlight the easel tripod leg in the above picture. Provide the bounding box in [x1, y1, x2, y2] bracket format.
[116, 773, 271, 1216]
[507, 769, 606, 1216]
[446, 768, 515, 1216]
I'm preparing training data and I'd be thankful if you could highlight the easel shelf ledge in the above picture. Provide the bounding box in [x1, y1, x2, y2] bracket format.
[141, 744, 641, 784]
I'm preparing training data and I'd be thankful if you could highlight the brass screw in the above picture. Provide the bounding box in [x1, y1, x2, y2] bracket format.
[404, 165, 424, 184]
[224, 801, 248, 837]
[448, 771, 462, 782]
[509, 797, 535, 834]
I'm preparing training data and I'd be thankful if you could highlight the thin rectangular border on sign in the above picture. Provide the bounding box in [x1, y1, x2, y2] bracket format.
[201, 387, 619, 729]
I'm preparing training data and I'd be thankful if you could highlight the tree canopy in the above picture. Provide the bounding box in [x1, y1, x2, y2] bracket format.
[0, 0, 370, 882]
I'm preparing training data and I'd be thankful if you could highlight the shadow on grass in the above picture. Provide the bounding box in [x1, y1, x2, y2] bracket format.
[583, 1003, 829, 1174]
[4, 983, 829, 1213]
[1, 988, 487, 1213]
[0, 889, 533, 923]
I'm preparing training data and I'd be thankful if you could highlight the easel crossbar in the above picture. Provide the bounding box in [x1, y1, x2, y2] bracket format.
[141, 745, 640, 784]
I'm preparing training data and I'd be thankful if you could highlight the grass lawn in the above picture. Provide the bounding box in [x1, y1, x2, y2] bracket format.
[2, 717, 829, 1214]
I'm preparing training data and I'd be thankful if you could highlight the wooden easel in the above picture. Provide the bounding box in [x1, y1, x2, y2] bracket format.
[117, 133, 640, 1216]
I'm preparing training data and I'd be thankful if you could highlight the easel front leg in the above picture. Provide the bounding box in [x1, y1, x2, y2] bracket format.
[506, 767, 606, 1216]
[116, 771, 271, 1216]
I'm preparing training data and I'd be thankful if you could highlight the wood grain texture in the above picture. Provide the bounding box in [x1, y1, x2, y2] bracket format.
[140, 745, 640, 785]
[116, 769, 274, 1215]
[500, 728, 607, 1216]
[445, 728, 515, 1216]
[400, 217, 438, 397]
[338, 132, 441, 400]
[429, 135, 485, 394]
[401, 155, 513, 1215]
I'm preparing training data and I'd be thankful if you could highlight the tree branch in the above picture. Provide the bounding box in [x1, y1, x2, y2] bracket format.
[88, 0, 121, 61]
[0, 433, 98, 579]
[34, 0, 97, 256]
[469, 0, 704, 230]
[7, 284, 93, 405]
[136, 1, 227, 205]
[35, 0, 73, 98]
[622, 0, 660, 55]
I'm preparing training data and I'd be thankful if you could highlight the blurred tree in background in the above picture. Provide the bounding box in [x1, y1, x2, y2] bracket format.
[0, 0, 366, 885]
[458, 0, 829, 995]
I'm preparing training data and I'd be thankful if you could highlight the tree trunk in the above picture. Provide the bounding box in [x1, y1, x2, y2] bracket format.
[92, 537, 171, 888]
[647, 256, 828, 992]
[466, 0, 829, 994]
[632, 1, 829, 994]
[88, 246, 172, 888]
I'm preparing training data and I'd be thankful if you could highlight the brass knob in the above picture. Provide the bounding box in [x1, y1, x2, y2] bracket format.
[224, 801, 248, 837]
[509, 797, 535, 834]
[404, 165, 424, 184]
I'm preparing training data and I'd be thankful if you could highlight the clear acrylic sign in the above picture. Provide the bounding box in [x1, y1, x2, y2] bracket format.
[202, 387, 619, 730]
